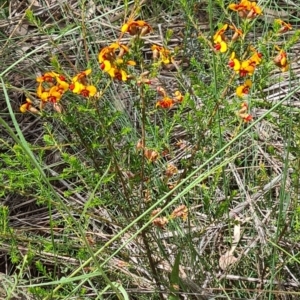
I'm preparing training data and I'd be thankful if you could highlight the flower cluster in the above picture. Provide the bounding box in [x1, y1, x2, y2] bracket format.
[228, 49, 262, 78]
[213, 1, 292, 122]
[97, 19, 184, 109]
[228, 49, 262, 107]
[98, 21, 174, 81]
[21, 17, 185, 113]
[36, 72, 69, 106]
[98, 43, 136, 81]
[20, 69, 97, 113]
[98, 20, 152, 81]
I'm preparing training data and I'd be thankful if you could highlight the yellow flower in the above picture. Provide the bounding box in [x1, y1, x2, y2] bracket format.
[156, 97, 175, 108]
[213, 24, 228, 42]
[37, 83, 50, 101]
[274, 49, 289, 72]
[112, 69, 128, 81]
[236, 79, 252, 97]
[228, 52, 241, 71]
[56, 77, 69, 92]
[72, 69, 91, 82]
[238, 60, 255, 76]
[69, 69, 97, 97]
[228, 0, 250, 10]
[173, 91, 183, 102]
[80, 85, 97, 97]
[70, 82, 97, 97]
[248, 2, 262, 18]
[70, 81, 85, 94]
[213, 24, 228, 53]
[121, 20, 152, 36]
[214, 35, 227, 53]
[47, 86, 64, 103]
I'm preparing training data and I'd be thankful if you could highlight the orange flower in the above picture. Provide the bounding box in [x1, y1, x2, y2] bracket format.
[247, 2, 262, 18]
[249, 49, 263, 66]
[151, 208, 162, 217]
[242, 114, 253, 122]
[228, 0, 251, 18]
[165, 164, 178, 177]
[151, 45, 173, 64]
[229, 1, 262, 19]
[156, 97, 175, 109]
[144, 148, 159, 162]
[171, 205, 188, 221]
[229, 25, 243, 41]
[275, 19, 292, 33]
[237, 101, 253, 122]
[121, 20, 152, 36]
[20, 98, 39, 113]
[157, 86, 167, 97]
[36, 72, 59, 84]
[152, 217, 168, 228]
[274, 48, 289, 72]
[236, 79, 252, 97]
[99, 43, 131, 66]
